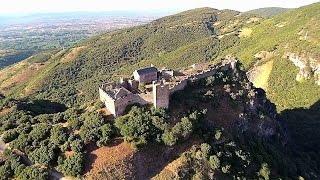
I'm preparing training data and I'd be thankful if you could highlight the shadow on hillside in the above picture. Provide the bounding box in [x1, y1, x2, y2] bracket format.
[129, 137, 201, 179]
[280, 100, 320, 170]
[280, 100, 320, 150]
[17, 99, 67, 115]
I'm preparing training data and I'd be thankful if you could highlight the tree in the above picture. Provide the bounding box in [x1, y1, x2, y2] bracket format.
[28, 146, 55, 166]
[17, 166, 48, 180]
[209, 155, 220, 170]
[162, 131, 178, 146]
[79, 112, 105, 143]
[200, 143, 211, 160]
[258, 163, 270, 180]
[70, 139, 84, 153]
[10, 134, 30, 151]
[29, 123, 51, 142]
[50, 125, 68, 145]
[2, 129, 19, 143]
[138, 82, 146, 92]
[115, 107, 155, 146]
[58, 153, 84, 177]
[97, 124, 114, 147]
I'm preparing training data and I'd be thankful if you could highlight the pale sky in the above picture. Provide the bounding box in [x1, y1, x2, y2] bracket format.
[0, 0, 319, 16]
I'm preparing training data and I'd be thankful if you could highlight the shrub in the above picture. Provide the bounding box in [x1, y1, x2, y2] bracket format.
[258, 163, 270, 180]
[50, 125, 68, 145]
[58, 153, 84, 177]
[209, 155, 221, 170]
[2, 129, 19, 143]
[17, 166, 48, 180]
[70, 139, 84, 153]
[28, 146, 56, 166]
[200, 143, 211, 160]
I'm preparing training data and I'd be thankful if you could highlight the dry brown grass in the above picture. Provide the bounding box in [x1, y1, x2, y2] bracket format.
[0, 106, 16, 116]
[84, 139, 135, 180]
[239, 28, 253, 38]
[251, 60, 274, 90]
[61, 46, 85, 63]
[84, 137, 201, 179]
[0, 62, 48, 94]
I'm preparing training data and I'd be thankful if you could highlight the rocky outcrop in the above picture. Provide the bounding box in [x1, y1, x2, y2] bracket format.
[284, 52, 320, 85]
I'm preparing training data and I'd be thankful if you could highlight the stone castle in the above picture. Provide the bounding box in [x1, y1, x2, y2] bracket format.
[99, 59, 237, 116]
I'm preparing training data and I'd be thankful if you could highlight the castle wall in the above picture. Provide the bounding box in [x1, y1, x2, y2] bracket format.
[99, 88, 117, 115]
[170, 79, 188, 95]
[193, 69, 218, 80]
[134, 72, 158, 83]
[113, 93, 135, 116]
[100, 82, 117, 90]
[170, 68, 218, 95]
[128, 80, 139, 91]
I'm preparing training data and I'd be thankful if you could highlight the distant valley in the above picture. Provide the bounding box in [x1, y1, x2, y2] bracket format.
[0, 13, 156, 69]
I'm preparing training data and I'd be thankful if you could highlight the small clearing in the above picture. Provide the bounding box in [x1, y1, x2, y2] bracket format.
[275, 22, 288, 27]
[249, 60, 274, 90]
[239, 28, 253, 37]
[0, 61, 28, 83]
[60, 46, 86, 63]
[84, 139, 135, 180]
[246, 17, 261, 23]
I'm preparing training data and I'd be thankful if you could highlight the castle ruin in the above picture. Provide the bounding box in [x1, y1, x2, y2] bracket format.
[99, 59, 237, 117]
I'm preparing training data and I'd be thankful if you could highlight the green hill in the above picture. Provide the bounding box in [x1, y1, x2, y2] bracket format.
[12, 8, 256, 107]
[0, 3, 320, 179]
[246, 7, 291, 17]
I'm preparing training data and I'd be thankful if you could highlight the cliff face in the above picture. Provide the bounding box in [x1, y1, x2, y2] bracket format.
[285, 53, 320, 85]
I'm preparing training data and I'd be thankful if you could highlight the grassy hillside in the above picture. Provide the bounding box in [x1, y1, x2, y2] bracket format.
[225, 2, 320, 111]
[1, 8, 255, 107]
[246, 7, 291, 17]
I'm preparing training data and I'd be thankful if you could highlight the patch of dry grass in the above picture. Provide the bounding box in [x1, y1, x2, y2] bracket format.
[239, 28, 253, 38]
[252, 60, 274, 90]
[61, 46, 85, 63]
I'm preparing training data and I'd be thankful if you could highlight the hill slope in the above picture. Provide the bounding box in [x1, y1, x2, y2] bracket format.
[225, 2, 320, 111]
[246, 7, 291, 17]
[1, 8, 257, 107]
[0, 4, 320, 179]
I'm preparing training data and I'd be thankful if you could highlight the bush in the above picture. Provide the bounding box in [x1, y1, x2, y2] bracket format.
[2, 129, 19, 143]
[200, 143, 211, 160]
[58, 153, 84, 177]
[50, 125, 68, 145]
[209, 155, 220, 170]
[162, 131, 178, 146]
[258, 163, 270, 180]
[70, 139, 84, 153]
[17, 166, 48, 180]
[28, 146, 56, 166]
[79, 112, 105, 143]
[29, 123, 51, 142]
[115, 106, 164, 147]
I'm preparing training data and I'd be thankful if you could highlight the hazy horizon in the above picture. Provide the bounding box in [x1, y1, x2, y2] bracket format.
[1, 0, 319, 17]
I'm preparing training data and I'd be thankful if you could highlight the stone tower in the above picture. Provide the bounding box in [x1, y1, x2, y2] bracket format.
[153, 80, 170, 109]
